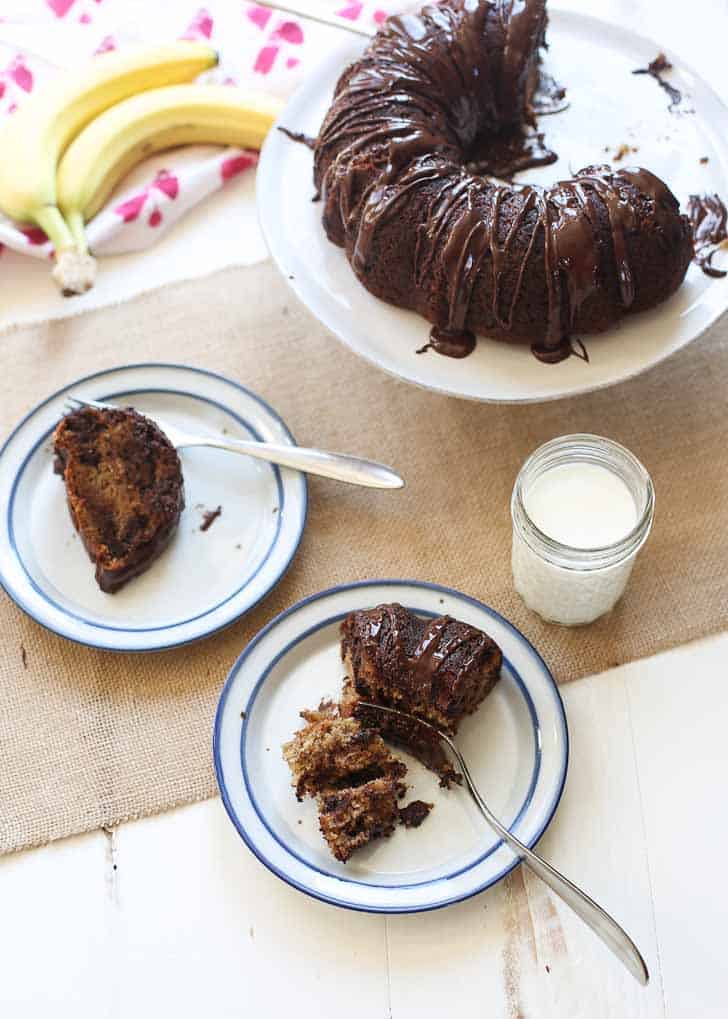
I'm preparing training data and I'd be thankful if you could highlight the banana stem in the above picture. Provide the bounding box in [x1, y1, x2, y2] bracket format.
[66, 209, 89, 255]
[33, 204, 75, 253]
[33, 204, 96, 296]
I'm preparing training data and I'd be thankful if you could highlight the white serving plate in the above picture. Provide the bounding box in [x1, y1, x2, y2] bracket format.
[214, 580, 568, 913]
[0, 363, 307, 651]
[258, 7, 728, 403]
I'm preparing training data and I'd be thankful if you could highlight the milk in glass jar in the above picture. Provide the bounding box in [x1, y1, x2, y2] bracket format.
[510, 435, 655, 626]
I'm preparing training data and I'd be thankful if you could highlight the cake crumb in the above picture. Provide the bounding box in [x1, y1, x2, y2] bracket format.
[545, 964, 551, 974]
[647, 52, 672, 74]
[700, 156, 710, 164]
[613, 143, 638, 162]
[200, 505, 222, 532]
[240, 710, 246, 720]
[20, 644, 27, 670]
[399, 800, 433, 828]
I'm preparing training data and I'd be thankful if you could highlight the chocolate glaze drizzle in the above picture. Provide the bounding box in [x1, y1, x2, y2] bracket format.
[411, 617, 468, 691]
[687, 193, 728, 278]
[532, 70, 568, 115]
[278, 126, 317, 149]
[400, 161, 676, 361]
[312, 0, 692, 362]
[350, 604, 497, 711]
[416, 327, 476, 357]
[632, 53, 683, 113]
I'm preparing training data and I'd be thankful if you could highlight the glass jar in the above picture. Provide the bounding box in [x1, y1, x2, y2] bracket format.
[510, 434, 655, 626]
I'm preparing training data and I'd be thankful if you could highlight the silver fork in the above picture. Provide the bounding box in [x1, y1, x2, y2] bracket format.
[63, 396, 404, 489]
[357, 701, 649, 986]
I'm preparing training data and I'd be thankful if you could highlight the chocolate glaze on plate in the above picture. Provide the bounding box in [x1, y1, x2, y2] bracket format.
[632, 53, 683, 113]
[688, 192, 728, 278]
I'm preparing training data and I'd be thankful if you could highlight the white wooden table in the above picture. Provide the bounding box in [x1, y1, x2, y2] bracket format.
[2, 633, 727, 1018]
[2, 0, 727, 1015]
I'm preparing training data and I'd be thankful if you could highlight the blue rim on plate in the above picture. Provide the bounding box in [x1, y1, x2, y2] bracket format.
[7, 389, 285, 633]
[240, 617, 541, 890]
[0, 364, 308, 652]
[214, 579, 569, 914]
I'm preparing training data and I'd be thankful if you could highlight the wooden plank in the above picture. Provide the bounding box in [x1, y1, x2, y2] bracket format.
[1, 634, 728, 1017]
[113, 799, 390, 1019]
[385, 673, 665, 1018]
[0, 830, 110, 1015]
[625, 633, 728, 1019]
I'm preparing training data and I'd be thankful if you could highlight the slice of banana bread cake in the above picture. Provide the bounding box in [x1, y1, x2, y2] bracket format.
[53, 405, 184, 593]
[283, 704, 432, 862]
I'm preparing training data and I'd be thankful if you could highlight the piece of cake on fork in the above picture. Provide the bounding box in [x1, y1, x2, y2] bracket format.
[340, 603, 502, 784]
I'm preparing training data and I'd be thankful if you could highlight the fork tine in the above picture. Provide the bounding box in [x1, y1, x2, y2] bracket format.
[62, 394, 183, 448]
[64, 395, 115, 412]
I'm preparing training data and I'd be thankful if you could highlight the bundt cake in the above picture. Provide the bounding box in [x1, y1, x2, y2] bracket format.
[311, 0, 694, 362]
[54, 405, 184, 593]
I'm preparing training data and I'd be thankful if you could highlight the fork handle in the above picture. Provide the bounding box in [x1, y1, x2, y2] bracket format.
[178, 436, 404, 489]
[451, 742, 649, 985]
[252, 0, 375, 37]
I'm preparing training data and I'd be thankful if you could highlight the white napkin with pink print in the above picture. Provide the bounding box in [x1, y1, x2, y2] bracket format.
[0, 0, 401, 329]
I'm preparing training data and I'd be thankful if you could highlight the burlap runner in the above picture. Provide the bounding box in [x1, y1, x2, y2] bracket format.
[1, 261, 727, 854]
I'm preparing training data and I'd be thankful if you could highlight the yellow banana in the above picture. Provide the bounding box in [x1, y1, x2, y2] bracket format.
[0, 42, 217, 294]
[57, 85, 283, 253]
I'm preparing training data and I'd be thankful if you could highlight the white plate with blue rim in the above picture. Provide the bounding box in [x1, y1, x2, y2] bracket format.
[0, 363, 307, 652]
[258, 7, 728, 403]
[214, 579, 568, 913]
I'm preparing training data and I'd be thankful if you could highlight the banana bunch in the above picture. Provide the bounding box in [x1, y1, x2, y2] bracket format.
[0, 43, 283, 295]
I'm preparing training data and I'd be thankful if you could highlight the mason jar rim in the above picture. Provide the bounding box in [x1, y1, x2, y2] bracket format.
[511, 434, 655, 572]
